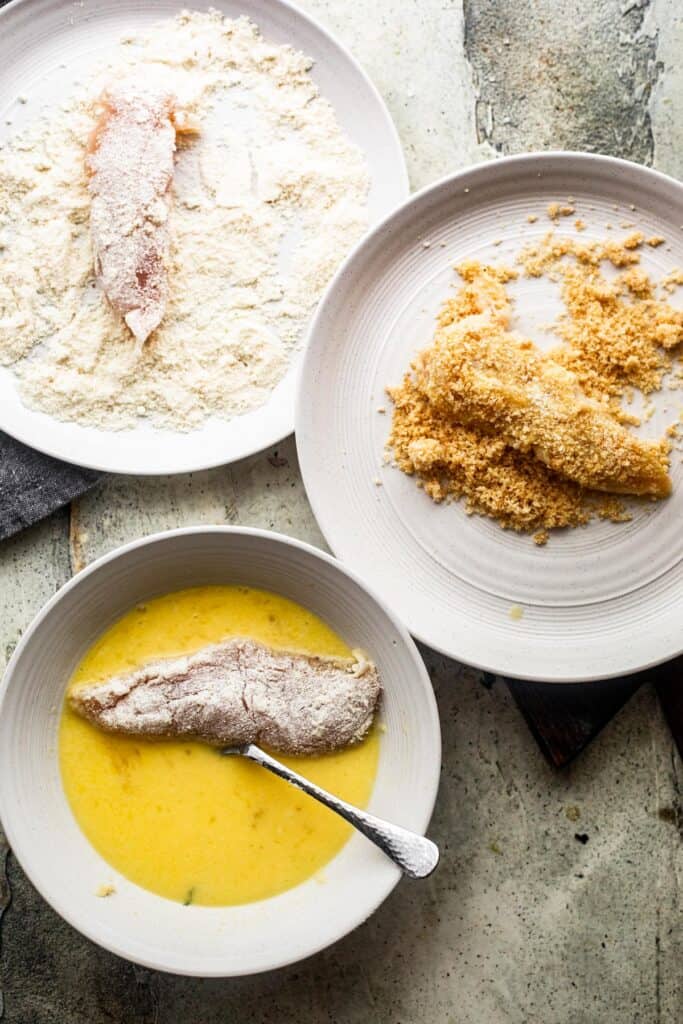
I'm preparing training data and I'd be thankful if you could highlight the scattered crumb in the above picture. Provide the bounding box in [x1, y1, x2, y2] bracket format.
[377, 406, 386, 414]
[422, 240, 431, 249]
[508, 604, 524, 620]
[574, 219, 586, 232]
[647, 235, 665, 248]
[619, 267, 653, 299]
[547, 202, 575, 222]
[661, 267, 683, 293]
[533, 530, 550, 546]
[518, 232, 682, 396]
[492, 238, 502, 247]
[373, 477, 382, 486]
[96, 884, 116, 898]
[527, 213, 538, 224]
[620, 221, 635, 229]
[623, 231, 644, 249]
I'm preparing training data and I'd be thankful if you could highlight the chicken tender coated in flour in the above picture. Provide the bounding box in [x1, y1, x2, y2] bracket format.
[416, 316, 672, 499]
[86, 78, 196, 343]
[69, 637, 381, 756]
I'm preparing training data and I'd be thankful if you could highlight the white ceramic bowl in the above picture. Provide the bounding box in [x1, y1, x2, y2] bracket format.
[0, 527, 440, 977]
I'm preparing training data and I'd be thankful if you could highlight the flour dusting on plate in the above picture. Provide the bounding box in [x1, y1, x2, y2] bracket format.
[0, 10, 370, 430]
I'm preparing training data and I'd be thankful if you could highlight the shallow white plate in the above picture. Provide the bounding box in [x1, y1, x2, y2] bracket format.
[0, 527, 440, 976]
[0, 0, 408, 474]
[297, 153, 683, 682]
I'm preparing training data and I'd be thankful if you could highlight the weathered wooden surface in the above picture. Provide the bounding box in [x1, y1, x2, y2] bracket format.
[1, 1, 682, 1021]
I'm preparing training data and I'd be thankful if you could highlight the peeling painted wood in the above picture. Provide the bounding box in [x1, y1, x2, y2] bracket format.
[463, 0, 660, 160]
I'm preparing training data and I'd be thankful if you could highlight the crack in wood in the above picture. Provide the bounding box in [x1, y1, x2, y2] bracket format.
[0, 835, 11, 1022]
[68, 500, 88, 576]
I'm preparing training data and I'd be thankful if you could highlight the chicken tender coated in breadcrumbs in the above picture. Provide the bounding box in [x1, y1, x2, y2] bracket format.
[416, 315, 671, 499]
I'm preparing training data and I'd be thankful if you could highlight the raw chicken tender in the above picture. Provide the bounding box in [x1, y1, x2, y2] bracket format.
[86, 79, 195, 342]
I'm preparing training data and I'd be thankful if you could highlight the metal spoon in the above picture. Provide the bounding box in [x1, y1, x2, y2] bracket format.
[221, 743, 439, 879]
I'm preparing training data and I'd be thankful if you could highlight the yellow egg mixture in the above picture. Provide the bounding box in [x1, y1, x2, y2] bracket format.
[60, 586, 380, 906]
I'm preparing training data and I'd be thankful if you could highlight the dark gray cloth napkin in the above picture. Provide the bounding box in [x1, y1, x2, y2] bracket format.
[0, 432, 101, 540]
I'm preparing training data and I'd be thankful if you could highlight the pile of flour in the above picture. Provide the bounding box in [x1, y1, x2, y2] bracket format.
[0, 9, 370, 430]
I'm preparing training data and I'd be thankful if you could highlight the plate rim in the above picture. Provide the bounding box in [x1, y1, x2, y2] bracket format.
[295, 150, 683, 682]
[0, 0, 409, 475]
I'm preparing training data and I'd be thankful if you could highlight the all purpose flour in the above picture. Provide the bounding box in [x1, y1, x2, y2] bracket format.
[0, 9, 370, 430]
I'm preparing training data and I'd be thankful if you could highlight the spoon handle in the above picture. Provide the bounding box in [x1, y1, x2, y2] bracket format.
[237, 743, 439, 879]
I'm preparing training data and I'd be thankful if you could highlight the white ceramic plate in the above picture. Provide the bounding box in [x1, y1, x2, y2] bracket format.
[0, 527, 440, 976]
[297, 153, 683, 683]
[0, 0, 408, 474]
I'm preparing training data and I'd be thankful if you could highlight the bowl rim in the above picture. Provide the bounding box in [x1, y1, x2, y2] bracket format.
[0, 525, 441, 976]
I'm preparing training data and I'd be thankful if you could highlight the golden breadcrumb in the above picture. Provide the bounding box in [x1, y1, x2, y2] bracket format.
[662, 267, 683, 293]
[623, 231, 644, 249]
[547, 202, 575, 221]
[519, 234, 683, 398]
[387, 234, 679, 539]
[95, 884, 116, 898]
